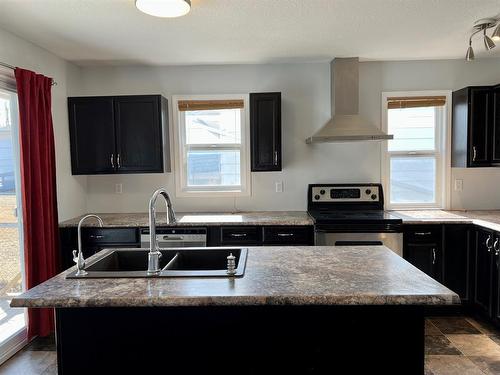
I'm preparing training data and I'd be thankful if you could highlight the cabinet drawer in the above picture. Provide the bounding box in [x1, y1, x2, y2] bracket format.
[220, 226, 261, 244]
[81, 228, 139, 245]
[263, 226, 313, 245]
[404, 226, 441, 244]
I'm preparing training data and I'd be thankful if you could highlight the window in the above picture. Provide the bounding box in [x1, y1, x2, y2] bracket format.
[381, 92, 451, 209]
[172, 95, 250, 197]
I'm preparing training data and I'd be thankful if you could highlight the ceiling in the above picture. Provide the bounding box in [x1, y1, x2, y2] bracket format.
[0, 0, 499, 66]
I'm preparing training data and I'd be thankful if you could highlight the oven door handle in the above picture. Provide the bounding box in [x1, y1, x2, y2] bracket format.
[334, 241, 384, 246]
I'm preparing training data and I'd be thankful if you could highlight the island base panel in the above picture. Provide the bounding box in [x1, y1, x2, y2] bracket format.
[55, 305, 424, 374]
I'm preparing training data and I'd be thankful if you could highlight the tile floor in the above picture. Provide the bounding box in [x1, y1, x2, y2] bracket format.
[425, 316, 500, 375]
[0, 316, 499, 374]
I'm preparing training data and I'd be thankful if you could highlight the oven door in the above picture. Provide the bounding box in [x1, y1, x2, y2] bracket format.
[315, 231, 403, 256]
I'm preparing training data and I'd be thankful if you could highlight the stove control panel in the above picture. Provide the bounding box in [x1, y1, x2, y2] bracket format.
[311, 185, 380, 203]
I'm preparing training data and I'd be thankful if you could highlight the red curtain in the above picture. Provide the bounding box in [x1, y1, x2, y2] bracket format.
[15, 68, 59, 338]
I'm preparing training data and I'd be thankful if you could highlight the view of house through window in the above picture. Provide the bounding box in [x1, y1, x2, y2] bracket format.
[174, 97, 249, 196]
[0, 89, 26, 356]
[382, 94, 448, 208]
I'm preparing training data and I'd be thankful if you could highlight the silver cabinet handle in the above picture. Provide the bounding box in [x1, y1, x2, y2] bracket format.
[473, 146, 477, 161]
[89, 234, 104, 239]
[277, 233, 294, 237]
[432, 248, 436, 265]
[486, 235, 493, 252]
[110, 153, 115, 168]
[117, 153, 121, 169]
[494, 238, 500, 256]
[415, 232, 432, 236]
[274, 151, 278, 165]
[230, 233, 247, 238]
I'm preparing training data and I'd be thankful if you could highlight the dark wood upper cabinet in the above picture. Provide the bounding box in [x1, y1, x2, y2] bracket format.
[452, 86, 494, 167]
[68, 95, 169, 175]
[250, 92, 282, 171]
[114, 96, 166, 173]
[68, 97, 116, 174]
[492, 86, 500, 164]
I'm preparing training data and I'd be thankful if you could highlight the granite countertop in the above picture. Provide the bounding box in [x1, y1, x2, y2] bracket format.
[392, 210, 500, 232]
[11, 245, 459, 308]
[59, 211, 314, 227]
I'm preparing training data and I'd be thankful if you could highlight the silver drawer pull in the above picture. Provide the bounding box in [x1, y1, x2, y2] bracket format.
[486, 235, 493, 252]
[494, 238, 499, 256]
[230, 233, 247, 237]
[414, 232, 432, 236]
[277, 233, 294, 237]
[89, 234, 104, 239]
[162, 236, 184, 241]
[432, 248, 436, 265]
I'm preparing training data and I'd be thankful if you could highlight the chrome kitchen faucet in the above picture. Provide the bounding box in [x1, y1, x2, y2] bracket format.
[74, 214, 104, 276]
[148, 188, 176, 275]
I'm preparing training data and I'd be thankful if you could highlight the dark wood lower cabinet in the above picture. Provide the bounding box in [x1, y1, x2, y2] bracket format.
[474, 229, 494, 317]
[403, 225, 442, 282]
[443, 225, 473, 304]
[56, 305, 424, 375]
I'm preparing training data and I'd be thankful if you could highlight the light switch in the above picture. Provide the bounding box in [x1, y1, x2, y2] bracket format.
[275, 181, 283, 193]
[454, 179, 463, 192]
[115, 183, 123, 194]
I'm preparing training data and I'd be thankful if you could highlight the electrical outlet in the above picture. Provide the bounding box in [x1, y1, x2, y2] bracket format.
[115, 183, 123, 194]
[275, 181, 283, 193]
[454, 179, 463, 192]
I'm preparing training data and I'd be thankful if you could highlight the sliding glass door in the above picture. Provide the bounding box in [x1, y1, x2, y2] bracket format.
[0, 88, 27, 364]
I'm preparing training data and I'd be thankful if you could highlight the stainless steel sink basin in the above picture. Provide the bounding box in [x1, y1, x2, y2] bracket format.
[66, 248, 247, 278]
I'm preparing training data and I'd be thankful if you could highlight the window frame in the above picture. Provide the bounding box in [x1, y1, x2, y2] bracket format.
[381, 90, 452, 210]
[172, 94, 251, 198]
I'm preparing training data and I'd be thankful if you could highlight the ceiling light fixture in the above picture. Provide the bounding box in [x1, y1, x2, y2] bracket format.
[135, 0, 191, 18]
[465, 18, 498, 61]
[466, 40, 475, 61]
[492, 23, 500, 42]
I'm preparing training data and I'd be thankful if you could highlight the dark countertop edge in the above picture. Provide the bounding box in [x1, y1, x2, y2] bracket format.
[11, 294, 459, 309]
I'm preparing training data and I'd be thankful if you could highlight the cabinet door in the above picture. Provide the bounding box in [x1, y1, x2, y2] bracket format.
[469, 88, 491, 166]
[68, 97, 116, 174]
[492, 234, 500, 324]
[443, 225, 472, 304]
[404, 243, 440, 280]
[114, 96, 164, 173]
[250, 92, 281, 171]
[492, 87, 500, 164]
[475, 229, 494, 317]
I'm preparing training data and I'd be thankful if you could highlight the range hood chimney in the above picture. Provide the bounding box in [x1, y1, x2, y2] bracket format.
[306, 57, 393, 143]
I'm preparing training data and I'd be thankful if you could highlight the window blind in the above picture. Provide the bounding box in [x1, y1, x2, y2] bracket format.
[0, 66, 17, 93]
[387, 96, 446, 109]
[177, 99, 244, 111]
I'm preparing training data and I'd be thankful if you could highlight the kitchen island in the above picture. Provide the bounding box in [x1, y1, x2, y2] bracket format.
[11, 245, 458, 374]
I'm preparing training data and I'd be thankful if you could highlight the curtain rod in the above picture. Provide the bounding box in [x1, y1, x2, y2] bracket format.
[0, 61, 58, 86]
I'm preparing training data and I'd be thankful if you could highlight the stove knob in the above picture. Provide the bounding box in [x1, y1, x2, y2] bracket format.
[320, 189, 326, 195]
[314, 194, 321, 200]
[371, 194, 377, 200]
[365, 189, 371, 195]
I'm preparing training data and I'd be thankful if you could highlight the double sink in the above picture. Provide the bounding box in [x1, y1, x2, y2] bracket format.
[66, 248, 248, 278]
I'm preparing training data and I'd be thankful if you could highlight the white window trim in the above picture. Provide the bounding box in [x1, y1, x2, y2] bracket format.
[171, 94, 251, 198]
[381, 90, 452, 210]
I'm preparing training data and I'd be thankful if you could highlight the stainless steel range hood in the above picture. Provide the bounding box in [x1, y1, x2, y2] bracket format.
[306, 57, 393, 143]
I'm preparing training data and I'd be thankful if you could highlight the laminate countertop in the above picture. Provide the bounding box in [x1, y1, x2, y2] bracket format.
[59, 211, 314, 227]
[11, 245, 459, 308]
[392, 210, 500, 232]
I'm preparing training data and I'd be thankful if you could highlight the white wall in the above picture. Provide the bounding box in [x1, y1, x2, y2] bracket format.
[75, 58, 500, 213]
[74, 63, 381, 213]
[0, 27, 87, 221]
[359, 59, 500, 210]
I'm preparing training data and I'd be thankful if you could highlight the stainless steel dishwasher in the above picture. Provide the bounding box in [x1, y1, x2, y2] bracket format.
[140, 227, 207, 248]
